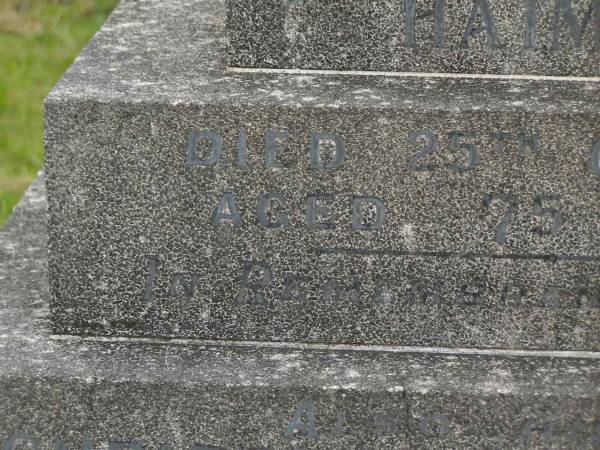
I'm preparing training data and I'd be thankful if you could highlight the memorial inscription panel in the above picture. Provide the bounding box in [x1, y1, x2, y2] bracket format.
[43, 0, 600, 349]
[227, 0, 600, 76]
[46, 99, 600, 349]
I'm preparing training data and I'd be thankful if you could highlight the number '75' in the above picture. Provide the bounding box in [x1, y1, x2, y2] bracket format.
[483, 194, 562, 245]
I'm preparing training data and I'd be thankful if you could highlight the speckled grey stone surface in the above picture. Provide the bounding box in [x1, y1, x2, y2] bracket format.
[227, 0, 600, 76]
[1, 179, 599, 448]
[45, 0, 600, 349]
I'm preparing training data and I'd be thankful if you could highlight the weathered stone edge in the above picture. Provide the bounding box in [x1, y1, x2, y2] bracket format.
[42, 0, 600, 114]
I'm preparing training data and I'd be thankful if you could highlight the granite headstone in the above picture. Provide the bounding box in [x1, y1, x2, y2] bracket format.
[44, 0, 600, 349]
[0, 0, 599, 447]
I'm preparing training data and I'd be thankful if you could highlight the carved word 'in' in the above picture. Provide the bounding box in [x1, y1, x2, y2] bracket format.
[144, 256, 201, 304]
[212, 193, 386, 231]
[402, 0, 599, 51]
[187, 129, 345, 170]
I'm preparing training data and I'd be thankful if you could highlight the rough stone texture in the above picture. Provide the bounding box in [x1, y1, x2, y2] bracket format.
[44, 0, 600, 348]
[1, 179, 599, 449]
[227, 0, 600, 76]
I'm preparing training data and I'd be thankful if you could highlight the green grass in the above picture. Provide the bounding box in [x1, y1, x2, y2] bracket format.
[0, 0, 118, 226]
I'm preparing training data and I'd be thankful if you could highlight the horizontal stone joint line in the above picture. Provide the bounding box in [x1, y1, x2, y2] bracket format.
[48, 336, 600, 359]
[316, 247, 600, 263]
[227, 66, 600, 83]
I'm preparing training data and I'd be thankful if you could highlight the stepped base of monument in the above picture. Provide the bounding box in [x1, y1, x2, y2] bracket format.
[0, 177, 598, 449]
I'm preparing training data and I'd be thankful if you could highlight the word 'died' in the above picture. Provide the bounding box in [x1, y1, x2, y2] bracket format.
[212, 193, 386, 231]
[401, 0, 600, 51]
[186, 128, 600, 179]
[187, 130, 345, 170]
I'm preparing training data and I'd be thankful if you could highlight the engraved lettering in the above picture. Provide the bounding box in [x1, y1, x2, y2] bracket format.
[501, 285, 527, 307]
[55, 440, 93, 450]
[567, 418, 588, 447]
[553, 0, 600, 51]
[283, 276, 308, 302]
[412, 282, 443, 305]
[322, 279, 340, 301]
[462, 0, 500, 48]
[376, 281, 395, 305]
[408, 130, 437, 172]
[257, 192, 289, 229]
[461, 282, 487, 305]
[374, 413, 400, 437]
[592, 140, 600, 174]
[144, 255, 159, 304]
[283, 401, 319, 441]
[435, 0, 447, 47]
[525, 0, 538, 48]
[532, 194, 562, 236]
[322, 278, 360, 302]
[518, 132, 540, 154]
[234, 261, 273, 305]
[352, 197, 386, 231]
[307, 194, 335, 230]
[310, 132, 345, 170]
[419, 413, 450, 439]
[3, 433, 40, 450]
[286, 0, 304, 8]
[187, 130, 222, 167]
[542, 285, 561, 308]
[449, 132, 479, 173]
[213, 192, 242, 227]
[334, 410, 347, 435]
[265, 130, 290, 168]
[404, 0, 417, 47]
[593, 419, 600, 446]
[577, 286, 600, 308]
[521, 421, 554, 447]
[108, 443, 143, 450]
[168, 273, 200, 298]
[494, 132, 511, 153]
[237, 130, 248, 169]
[483, 193, 518, 245]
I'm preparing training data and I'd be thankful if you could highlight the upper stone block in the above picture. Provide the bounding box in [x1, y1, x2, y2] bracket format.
[227, 0, 600, 76]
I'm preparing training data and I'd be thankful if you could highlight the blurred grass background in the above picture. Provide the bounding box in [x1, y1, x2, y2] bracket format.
[0, 0, 118, 226]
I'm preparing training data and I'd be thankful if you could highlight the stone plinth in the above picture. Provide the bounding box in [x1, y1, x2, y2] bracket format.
[1, 180, 599, 449]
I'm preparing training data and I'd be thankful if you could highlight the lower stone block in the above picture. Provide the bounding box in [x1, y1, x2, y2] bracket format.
[1, 179, 599, 448]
